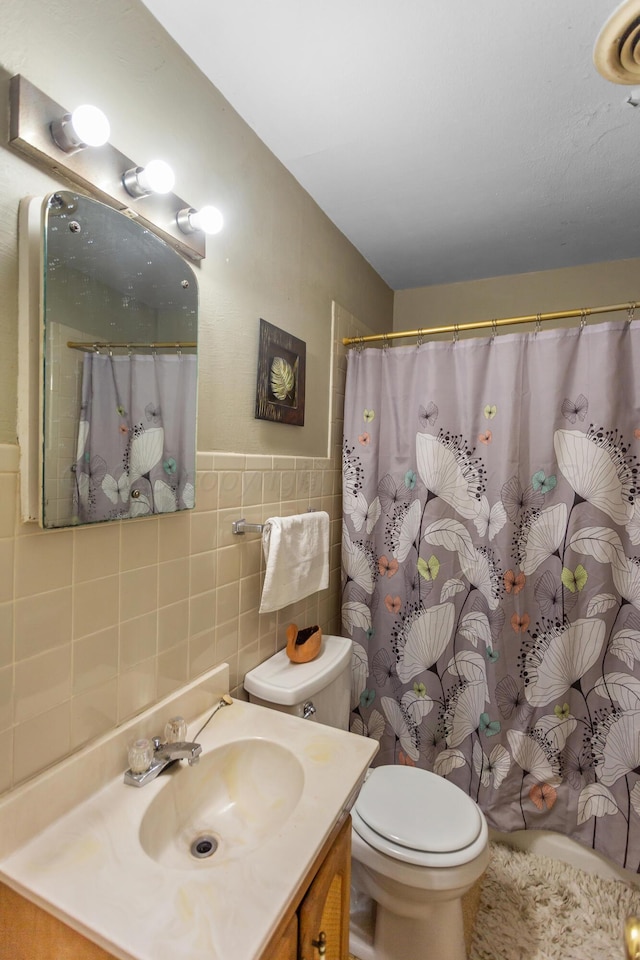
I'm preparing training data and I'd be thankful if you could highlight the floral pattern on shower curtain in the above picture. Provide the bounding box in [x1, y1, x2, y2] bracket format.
[342, 320, 640, 869]
[73, 352, 197, 523]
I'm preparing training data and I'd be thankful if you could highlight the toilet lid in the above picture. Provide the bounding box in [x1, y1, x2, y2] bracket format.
[354, 766, 482, 854]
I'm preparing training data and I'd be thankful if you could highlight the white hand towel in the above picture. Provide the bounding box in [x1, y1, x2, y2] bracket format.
[259, 511, 330, 613]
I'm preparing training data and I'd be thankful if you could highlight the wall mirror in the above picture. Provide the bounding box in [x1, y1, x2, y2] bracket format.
[19, 190, 198, 529]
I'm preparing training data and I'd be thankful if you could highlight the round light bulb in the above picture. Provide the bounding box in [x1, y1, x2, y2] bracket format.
[190, 205, 224, 235]
[70, 104, 110, 147]
[137, 159, 175, 195]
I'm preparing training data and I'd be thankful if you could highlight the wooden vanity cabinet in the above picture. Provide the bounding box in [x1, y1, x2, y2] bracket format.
[262, 813, 352, 960]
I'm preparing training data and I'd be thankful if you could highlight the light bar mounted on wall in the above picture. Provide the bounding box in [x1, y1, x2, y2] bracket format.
[8, 74, 206, 262]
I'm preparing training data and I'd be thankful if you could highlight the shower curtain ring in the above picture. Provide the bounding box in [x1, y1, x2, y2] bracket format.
[535, 314, 542, 337]
[383, 332, 390, 350]
[628, 302, 637, 324]
[579, 309, 587, 331]
[416, 328, 424, 347]
[490, 319, 498, 342]
[453, 324, 459, 344]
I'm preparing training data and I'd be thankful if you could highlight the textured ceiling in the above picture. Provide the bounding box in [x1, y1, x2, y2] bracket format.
[141, 0, 640, 290]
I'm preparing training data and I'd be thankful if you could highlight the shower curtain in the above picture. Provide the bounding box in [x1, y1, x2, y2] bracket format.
[343, 320, 640, 870]
[73, 352, 197, 523]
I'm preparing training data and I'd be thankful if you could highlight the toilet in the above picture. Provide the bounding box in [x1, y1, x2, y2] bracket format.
[244, 635, 489, 960]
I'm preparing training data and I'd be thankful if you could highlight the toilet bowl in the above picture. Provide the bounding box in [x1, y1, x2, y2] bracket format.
[244, 636, 489, 960]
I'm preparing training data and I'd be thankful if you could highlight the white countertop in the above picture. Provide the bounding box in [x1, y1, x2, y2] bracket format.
[0, 664, 378, 960]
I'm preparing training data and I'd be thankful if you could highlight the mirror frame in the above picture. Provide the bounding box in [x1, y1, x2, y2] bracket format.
[17, 193, 199, 528]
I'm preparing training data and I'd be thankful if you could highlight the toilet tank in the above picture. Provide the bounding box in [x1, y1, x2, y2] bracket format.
[244, 635, 353, 730]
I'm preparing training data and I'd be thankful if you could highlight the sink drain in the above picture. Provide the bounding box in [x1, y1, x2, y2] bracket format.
[190, 835, 218, 859]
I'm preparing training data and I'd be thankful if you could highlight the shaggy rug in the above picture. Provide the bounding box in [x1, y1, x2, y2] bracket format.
[469, 842, 640, 960]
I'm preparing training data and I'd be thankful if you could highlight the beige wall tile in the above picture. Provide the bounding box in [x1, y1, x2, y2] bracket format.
[242, 471, 262, 507]
[238, 640, 261, 679]
[71, 679, 118, 750]
[216, 582, 239, 624]
[120, 518, 159, 571]
[13, 702, 71, 785]
[189, 591, 215, 637]
[188, 629, 216, 679]
[158, 513, 190, 561]
[190, 510, 216, 554]
[195, 470, 217, 512]
[212, 454, 245, 472]
[218, 472, 242, 509]
[0, 475, 17, 538]
[15, 587, 72, 660]
[120, 611, 158, 669]
[239, 609, 260, 647]
[158, 556, 190, 607]
[120, 565, 158, 621]
[0, 446, 19, 473]
[158, 600, 189, 653]
[0, 665, 13, 731]
[14, 530, 73, 598]
[240, 574, 261, 614]
[215, 620, 239, 663]
[190, 551, 216, 597]
[0, 602, 13, 668]
[73, 626, 119, 694]
[280, 471, 296, 500]
[73, 576, 119, 640]
[262, 471, 280, 504]
[0, 539, 13, 604]
[240, 538, 262, 579]
[118, 660, 156, 721]
[73, 524, 120, 583]
[14, 647, 72, 723]
[0, 730, 13, 795]
[216, 545, 241, 588]
[157, 641, 188, 698]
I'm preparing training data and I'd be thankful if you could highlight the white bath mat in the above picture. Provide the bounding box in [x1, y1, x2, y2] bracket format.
[470, 842, 640, 960]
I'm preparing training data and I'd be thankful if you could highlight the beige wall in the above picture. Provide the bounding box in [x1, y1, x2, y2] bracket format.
[394, 258, 640, 336]
[0, 0, 392, 797]
[0, 0, 392, 456]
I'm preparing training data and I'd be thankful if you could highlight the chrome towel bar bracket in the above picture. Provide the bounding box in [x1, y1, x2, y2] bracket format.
[231, 518, 264, 536]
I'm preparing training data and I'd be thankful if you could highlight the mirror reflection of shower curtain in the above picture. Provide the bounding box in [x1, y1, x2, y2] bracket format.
[342, 320, 640, 870]
[73, 352, 197, 523]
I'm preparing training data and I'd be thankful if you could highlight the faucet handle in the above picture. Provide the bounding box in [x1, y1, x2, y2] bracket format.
[164, 716, 188, 743]
[127, 738, 154, 774]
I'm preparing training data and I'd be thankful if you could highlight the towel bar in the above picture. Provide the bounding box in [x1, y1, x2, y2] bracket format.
[231, 519, 264, 536]
[231, 509, 317, 536]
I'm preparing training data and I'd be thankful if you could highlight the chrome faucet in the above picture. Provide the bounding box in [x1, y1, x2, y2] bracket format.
[123, 737, 202, 787]
[123, 697, 232, 788]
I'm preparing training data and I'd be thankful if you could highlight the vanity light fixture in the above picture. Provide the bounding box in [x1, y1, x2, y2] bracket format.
[9, 74, 213, 260]
[177, 205, 224, 235]
[123, 159, 176, 198]
[50, 104, 110, 154]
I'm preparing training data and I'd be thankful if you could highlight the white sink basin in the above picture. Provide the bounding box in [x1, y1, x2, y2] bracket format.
[139, 738, 304, 869]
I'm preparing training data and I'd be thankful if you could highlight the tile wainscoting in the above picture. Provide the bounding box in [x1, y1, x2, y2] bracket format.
[0, 301, 375, 797]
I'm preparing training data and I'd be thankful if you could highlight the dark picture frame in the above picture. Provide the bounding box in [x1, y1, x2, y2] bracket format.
[255, 319, 306, 426]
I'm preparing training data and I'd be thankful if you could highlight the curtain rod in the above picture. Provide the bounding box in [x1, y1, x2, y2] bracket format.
[342, 301, 638, 346]
[67, 340, 196, 352]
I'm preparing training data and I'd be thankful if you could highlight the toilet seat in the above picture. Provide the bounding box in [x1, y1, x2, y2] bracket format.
[352, 765, 484, 868]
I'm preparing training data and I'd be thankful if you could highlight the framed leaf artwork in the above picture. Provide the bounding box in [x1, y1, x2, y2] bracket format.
[255, 319, 306, 426]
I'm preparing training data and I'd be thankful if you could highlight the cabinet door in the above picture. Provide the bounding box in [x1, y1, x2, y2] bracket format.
[269, 911, 299, 960]
[298, 816, 351, 960]
[0, 882, 116, 960]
